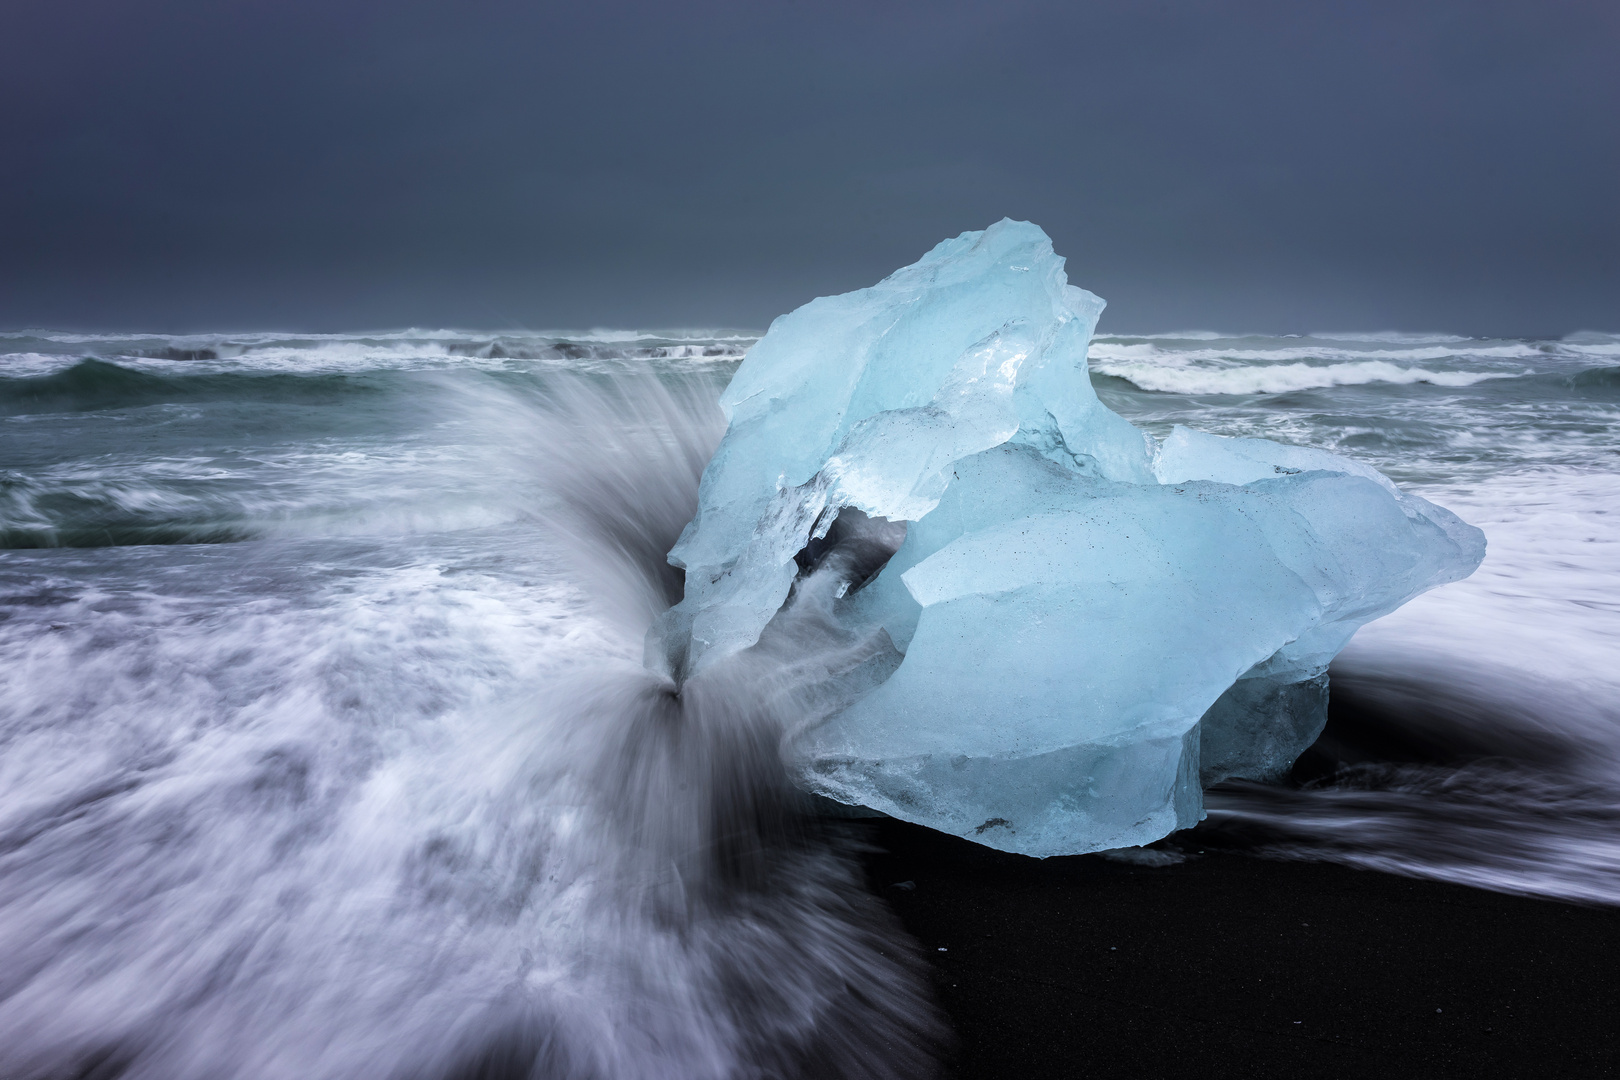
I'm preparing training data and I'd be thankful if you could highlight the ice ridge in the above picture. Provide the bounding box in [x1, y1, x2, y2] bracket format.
[648, 219, 1484, 857]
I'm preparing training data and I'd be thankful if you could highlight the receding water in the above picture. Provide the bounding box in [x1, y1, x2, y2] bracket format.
[1090, 330, 1620, 903]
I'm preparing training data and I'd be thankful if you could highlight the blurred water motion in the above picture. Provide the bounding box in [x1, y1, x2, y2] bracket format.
[1, 327, 1617, 1075]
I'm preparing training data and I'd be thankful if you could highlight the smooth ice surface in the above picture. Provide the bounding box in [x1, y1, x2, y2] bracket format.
[651, 220, 1485, 857]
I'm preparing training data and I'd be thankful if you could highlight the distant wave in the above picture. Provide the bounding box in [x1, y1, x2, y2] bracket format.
[1090, 342, 1544, 363]
[0, 327, 761, 346]
[1090, 359, 1520, 395]
[1097, 330, 1479, 345]
[1570, 365, 1620, 393]
[0, 358, 387, 414]
[1563, 337, 1620, 358]
[0, 332, 755, 379]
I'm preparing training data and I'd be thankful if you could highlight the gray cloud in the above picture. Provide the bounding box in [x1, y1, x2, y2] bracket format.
[3, 0, 1615, 334]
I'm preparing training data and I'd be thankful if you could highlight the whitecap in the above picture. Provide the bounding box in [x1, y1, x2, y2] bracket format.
[1091, 359, 1521, 394]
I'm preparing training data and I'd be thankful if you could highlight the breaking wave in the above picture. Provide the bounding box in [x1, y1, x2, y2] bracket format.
[1091, 358, 1518, 395]
[1570, 364, 1620, 393]
[0, 372, 944, 1080]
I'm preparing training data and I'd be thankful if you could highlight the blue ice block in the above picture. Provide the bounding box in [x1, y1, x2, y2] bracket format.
[650, 220, 1484, 856]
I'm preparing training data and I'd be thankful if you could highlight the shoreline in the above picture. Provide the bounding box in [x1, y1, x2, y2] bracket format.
[860, 818, 1620, 1079]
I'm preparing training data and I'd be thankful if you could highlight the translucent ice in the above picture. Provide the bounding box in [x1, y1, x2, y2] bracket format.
[650, 219, 1484, 857]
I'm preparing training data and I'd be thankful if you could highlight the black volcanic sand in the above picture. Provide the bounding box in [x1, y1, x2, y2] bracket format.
[859, 818, 1620, 1079]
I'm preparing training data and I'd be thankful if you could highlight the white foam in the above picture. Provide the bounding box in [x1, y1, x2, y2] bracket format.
[1196, 465, 1620, 906]
[1343, 467, 1620, 735]
[0, 352, 85, 377]
[1091, 358, 1521, 394]
[1566, 342, 1620, 359]
[1089, 343, 1543, 363]
[1303, 331, 1476, 344]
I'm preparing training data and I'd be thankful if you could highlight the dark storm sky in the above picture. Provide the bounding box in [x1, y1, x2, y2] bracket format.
[3, 0, 1616, 335]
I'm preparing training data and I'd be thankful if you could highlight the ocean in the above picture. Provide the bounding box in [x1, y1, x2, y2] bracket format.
[1, 327, 1616, 1078]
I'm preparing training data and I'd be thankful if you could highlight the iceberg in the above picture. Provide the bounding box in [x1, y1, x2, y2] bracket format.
[649, 219, 1484, 857]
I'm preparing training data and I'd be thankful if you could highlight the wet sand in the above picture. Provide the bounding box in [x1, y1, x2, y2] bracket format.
[862, 818, 1620, 1079]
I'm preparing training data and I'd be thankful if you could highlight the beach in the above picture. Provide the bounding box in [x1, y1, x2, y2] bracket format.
[0, 329, 1615, 1079]
[869, 817, 1620, 1078]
